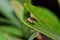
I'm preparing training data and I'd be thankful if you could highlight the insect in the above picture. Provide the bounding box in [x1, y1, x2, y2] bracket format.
[27, 14, 37, 23]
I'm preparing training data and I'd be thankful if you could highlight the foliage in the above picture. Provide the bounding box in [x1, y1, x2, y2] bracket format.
[0, 0, 60, 40]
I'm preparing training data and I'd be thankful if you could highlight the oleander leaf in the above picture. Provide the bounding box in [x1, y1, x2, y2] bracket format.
[58, 0, 60, 6]
[24, 3, 59, 28]
[0, 26, 23, 37]
[0, 18, 10, 23]
[19, 0, 31, 4]
[28, 31, 39, 40]
[24, 3, 60, 40]
[0, 0, 21, 27]
[0, 32, 7, 40]
[11, 1, 31, 39]
[0, 1, 30, 38]
[0, 31, 22, 40]
[11, 1, 60, 40]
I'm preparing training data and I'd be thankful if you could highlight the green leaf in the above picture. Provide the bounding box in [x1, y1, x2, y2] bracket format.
[18, 0, 31, 4]
[0, 18, 12, 24]
[0, 26, 23, 37]
[0, 31, 17, 40]
[28, 31, 39, 40]
[11, 1, 60, 40]
[11, 1, 31, 39]
[0, 32, 7, 40]
[24, 3, 60, 40]
[24, 3, 59, 28]
[58, 0, 60, 6]
[0, 18, 16, 26]
[21, 24, 31, 39]
[0, 0, 21, 27]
